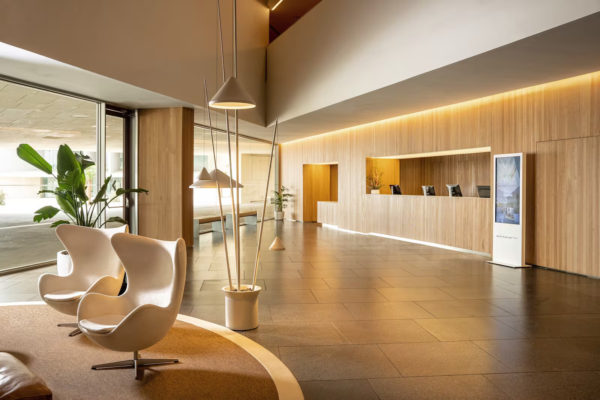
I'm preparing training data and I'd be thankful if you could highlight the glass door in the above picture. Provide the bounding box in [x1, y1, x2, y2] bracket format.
[105, 107, 133, 228]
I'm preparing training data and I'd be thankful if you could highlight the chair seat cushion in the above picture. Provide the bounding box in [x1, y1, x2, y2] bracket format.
[79, 314, 125, 334]
[43, 290, 85, 303]
[0, 352, 52, 400]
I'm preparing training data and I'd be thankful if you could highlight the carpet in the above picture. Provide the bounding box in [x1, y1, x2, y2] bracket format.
[0, 304, 298, 400]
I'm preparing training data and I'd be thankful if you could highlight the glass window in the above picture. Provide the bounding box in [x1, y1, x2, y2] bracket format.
[0, 79, 98, 271]
[193, 126, 276, 225]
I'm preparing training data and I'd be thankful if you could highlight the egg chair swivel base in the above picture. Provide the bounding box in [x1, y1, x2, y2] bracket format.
[91, 351, 178, 380]
[57, 322, 81, 337]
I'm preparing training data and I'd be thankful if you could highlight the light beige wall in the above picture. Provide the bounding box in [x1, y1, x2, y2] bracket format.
[267, 0, 600, 125]
[0, 0, 268, 125]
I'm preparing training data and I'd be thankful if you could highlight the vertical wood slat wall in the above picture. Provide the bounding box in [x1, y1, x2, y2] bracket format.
[282, 71, 600, 277]
[138, 107, 194, 246]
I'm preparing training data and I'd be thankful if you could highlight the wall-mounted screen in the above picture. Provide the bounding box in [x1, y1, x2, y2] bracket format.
[495, 155, 521, 224]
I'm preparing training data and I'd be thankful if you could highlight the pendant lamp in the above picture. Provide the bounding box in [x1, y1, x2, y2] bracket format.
[190, 167, 243, 189]
[190, 167, 217, 189]
[210, 168, 243, 188]
[209, 76, 256, 110]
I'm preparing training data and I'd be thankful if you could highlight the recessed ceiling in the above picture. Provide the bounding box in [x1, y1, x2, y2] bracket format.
[267, 12, 600, 142]
[269, 0, 321, 42]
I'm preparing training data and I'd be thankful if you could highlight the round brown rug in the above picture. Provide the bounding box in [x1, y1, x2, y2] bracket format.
[0, 303, 302, 400]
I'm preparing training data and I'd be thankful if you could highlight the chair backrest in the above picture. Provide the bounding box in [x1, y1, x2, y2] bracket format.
[110, 233, 187, 312]
[56, 224, 127, 286]
[422, 185, 436, 196]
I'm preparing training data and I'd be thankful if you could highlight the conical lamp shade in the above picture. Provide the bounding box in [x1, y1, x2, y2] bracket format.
[209, 168, 244, 188]
[190, 167, 244, 189]
[269, 236, 285, 251]
[209, 77, 256, 110]
[190, 167, 218, 188]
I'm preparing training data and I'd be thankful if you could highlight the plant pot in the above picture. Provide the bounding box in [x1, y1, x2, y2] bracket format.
[371, 189, 380, 194]
[274, 211, 284, 221]
[222, 284, 262, 331]
[56, 250, 72, 276]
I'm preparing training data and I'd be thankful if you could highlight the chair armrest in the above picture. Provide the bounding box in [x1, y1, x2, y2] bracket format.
[77, 293, 131, 323]
[86, 275, 123, 296]
[38, 273, 77, 297]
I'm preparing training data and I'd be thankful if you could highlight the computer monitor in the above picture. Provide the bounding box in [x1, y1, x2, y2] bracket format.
[422, 185, 435, 196]
[389, 184, 402, 195]
[446, 184, 462, 197]
[477, 185, 491, 198]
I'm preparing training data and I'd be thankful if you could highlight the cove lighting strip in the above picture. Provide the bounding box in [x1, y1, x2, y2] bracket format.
[321, 223, 491, 257]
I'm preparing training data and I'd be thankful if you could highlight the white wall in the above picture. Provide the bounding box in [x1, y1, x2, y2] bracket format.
[267, 0, 600, 125]
[0, 0, 269, 125]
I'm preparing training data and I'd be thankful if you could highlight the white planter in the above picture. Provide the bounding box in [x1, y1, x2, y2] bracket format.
[56, 250, 72, 276]
[274, 211, 284, 221]
[222, 284, 262, 331]
[371, 189, 380, 194]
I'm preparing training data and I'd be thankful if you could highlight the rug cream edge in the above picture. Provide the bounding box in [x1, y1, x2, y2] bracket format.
[178, 314, 304, 400]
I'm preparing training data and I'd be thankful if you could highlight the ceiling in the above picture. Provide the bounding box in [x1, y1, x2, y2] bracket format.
[0, 79, 125, 151]
[266, 11, 600, 142]
[269, 0, 321, 42]
[1, 6, 599, 145]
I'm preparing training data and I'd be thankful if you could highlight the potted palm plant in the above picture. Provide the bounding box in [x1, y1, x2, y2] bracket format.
[16, 143, 147, 274]
[368, 167, 383, 194]
[270, 186, 292, 221]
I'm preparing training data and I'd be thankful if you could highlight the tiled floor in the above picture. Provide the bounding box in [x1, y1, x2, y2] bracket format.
[2, 221, 600, 399]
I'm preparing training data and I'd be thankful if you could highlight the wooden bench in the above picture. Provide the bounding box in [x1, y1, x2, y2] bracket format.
[226, 210, 258, 228]
[195, 215, 224, 235]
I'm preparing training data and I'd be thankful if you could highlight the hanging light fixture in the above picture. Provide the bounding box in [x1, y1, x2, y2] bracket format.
[209, 76, 256, 110]
[190, 167, 216, 189]
[190, 167, 243, 189]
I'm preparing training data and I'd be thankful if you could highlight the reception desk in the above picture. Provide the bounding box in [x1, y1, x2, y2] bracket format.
[318, 195, 491, 254]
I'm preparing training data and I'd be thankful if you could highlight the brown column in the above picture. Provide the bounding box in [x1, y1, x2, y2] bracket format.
[138, 107, 194, 246]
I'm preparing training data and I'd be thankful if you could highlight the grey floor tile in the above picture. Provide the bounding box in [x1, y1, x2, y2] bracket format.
[380, 341, 510, 376]
[370, 375, 510, 400]
[415, 317, 525, 341]
[333, 319, 437, 344]
[279, 345, 399, 380]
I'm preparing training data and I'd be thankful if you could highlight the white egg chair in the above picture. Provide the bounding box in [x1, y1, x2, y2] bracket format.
[38, 224, 127, 336]
[77, 233, 187, 380]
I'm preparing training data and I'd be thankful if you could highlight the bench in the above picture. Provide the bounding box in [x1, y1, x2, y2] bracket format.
[195, 215, 225, 235]
[226, 210, 258, 228]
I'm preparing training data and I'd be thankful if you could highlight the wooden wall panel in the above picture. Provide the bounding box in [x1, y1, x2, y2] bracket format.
[535, 137, 600, 276]
[281, 71, 600, 276]
[138, 107, 194, 246]
[241, 154, 275, 203]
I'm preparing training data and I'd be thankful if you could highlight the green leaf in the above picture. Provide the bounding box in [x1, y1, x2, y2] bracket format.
[104, 216, 127, 226]
[37, 189, 57, 195]
[33, 205, 60, 223]
[55, 191, 77, 218]
[56, 144, 81, 178]
[74, 152, 94, 170]
[115, 187, 149, 196]
[93, 176, 112, 204]
[16, 144, 53, 175]
[50, 220, 71, 228]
